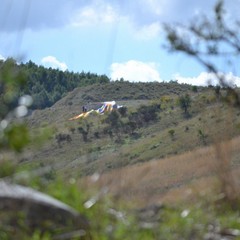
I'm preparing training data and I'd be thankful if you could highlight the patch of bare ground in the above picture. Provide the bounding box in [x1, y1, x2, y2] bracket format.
[80, 136, 240, 207]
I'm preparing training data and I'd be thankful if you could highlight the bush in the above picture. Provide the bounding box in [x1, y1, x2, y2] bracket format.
[168, 129, 175, 140]
[178, 94, 191, 116]
[118, 106, 128, 117]
[128, 103, 161, 128]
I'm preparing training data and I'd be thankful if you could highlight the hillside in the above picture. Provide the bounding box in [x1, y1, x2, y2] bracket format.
[21, 81, 240, 182]
[81, 135, 240, 207]
[26, 81, 201, 127]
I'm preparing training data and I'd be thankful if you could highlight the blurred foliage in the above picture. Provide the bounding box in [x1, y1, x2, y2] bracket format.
[0, 58, 26, 118]
[2, 123, 29, 152]
[18, 177, 238, 240]
[165, 0, 240, 207]
[164, 0, 240, 104]
[0, 159, 16, 178]
[0, 58, 30, 152]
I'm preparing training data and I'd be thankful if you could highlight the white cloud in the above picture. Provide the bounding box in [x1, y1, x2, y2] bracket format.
[173, 72, 240, 87]
[0, 54, 5, 61]
[134, 22, 162, 40]
[41, 56, 68, 71]
[71, 4, 118, 27]
[1, 0, 239, 33]
[145, 0, 165, 15]
[110, 60, 162, 82]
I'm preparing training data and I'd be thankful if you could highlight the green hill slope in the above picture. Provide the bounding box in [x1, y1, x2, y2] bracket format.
[21, 82, 240, 180]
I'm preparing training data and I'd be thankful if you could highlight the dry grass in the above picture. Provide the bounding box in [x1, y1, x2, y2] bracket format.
[80, 136, 240, 208]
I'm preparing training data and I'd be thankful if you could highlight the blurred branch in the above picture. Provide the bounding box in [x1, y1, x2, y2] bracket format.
[164, 0, 240, 93]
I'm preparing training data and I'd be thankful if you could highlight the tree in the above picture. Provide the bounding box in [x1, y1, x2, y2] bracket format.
[164, 0, 240, 105]
[178, 94, 191, 116]
[32, 90, 50, 109]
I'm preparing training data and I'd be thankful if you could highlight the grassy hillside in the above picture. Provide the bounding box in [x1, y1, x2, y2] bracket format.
[20, 81, 240, 180]
[26, 81, 201, 127]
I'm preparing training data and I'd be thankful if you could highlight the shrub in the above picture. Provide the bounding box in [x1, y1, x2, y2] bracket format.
[192, 85, 198, 92]
[118, 106, 128, 117]
[168, 129, 175, 140]
[178, 94, 191, 116]
[128, 103, 161, 128]
[198, 129, 207, 145]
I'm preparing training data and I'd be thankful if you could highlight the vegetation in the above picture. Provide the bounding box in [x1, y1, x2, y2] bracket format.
[178, 94, 191, 117]
[0, 58, 31, 152]
[0, 59, 110, 110]
[168, 129, 175, 140]
[2, 70, 240, 239]
[164, 0, 240, 104]
[164, 0, 240, 205]
[1, 1, 240, 239]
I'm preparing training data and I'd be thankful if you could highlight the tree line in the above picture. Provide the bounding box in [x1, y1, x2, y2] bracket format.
[0, 58, 110, 110]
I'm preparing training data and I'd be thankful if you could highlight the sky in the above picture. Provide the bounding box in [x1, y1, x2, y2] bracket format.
[0, 0, 240, 86]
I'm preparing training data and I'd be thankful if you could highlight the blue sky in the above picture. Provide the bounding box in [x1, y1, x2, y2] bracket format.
[0, 0, 240, 86]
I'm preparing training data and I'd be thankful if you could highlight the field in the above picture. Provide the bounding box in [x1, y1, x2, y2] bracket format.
[81, 136, 240, 207]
